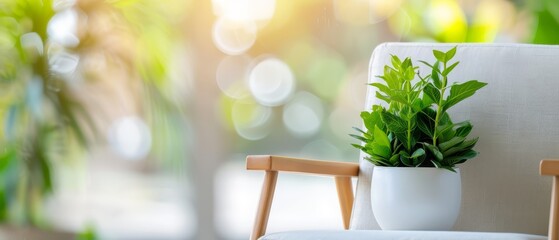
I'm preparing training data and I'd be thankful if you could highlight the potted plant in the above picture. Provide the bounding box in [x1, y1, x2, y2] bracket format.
[352, 46, 487, 230]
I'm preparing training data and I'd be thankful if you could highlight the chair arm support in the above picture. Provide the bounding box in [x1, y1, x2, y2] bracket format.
[246, 155, 360, 240]
[540, 159, 559, 240]
[541, 159, 559, 176]
[246, 155, 360, 177]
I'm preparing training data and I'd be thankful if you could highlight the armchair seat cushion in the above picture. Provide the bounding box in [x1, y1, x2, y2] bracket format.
[260, 230, 546, 240]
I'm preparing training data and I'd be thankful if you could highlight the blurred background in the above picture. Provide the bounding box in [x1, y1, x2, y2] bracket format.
[0, 0, 558, 239]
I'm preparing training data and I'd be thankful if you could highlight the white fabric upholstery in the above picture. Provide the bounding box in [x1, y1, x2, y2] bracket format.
[260, 230, 546, 240]
[350, 43, 559, 235]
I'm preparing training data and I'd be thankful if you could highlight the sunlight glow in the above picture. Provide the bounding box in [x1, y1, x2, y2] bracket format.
[470, 0, 515, 42]
[426, 0, 467, 42]
[212, 17, 257, 55]
[47, 8, 79, 47]
[248, 58, 295, 106]
[212, 0, 276, 22]
[334, 0, 403, 25]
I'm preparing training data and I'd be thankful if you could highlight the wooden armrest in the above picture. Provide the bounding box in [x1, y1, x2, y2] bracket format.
[246, 155, 359, 177]
[247, 155, 360, 240]
[540, 159, 559, 240]
[541, 159, 559, 176]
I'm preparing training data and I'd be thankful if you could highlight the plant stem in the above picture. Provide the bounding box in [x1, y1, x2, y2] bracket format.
[406, 79, 412, 151]
[433, 62, 447, 146]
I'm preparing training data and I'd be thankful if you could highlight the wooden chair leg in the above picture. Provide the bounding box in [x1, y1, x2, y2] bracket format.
[335, 176, 354, 230]
[251, 171, 278, 240]
[550, 176, 559, 240]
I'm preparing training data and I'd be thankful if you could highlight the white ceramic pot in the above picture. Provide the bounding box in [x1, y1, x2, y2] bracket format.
[371, 166, 461, 230]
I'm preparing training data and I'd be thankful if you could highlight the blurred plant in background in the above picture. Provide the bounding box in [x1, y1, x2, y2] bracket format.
[0, 0, 92, 226]
[0, 0, 189, 232]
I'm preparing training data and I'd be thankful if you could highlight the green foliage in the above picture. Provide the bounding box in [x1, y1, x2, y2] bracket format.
[352, 47, 487, 171]
[0, 0, 188, 227]
[0, 0, 94, 225]
[77, 224, 97, 240]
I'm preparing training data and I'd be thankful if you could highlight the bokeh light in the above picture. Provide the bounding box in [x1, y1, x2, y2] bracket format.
[282, 91, 323, 137]
[47, 8, 79, 47]
[469, 0, 516, 42]
[52, 0, 76, 11]
[425, 0, 467, 42]
[108, 116, 152, 161]
[49, 51, 79, 75]
[248, 57, 295, 106]
[306, 55, 346, 99]
[20, 32, 43, 56]
[216, 55, 251, 99]
[212, 17, 257, 55]
[212, 0, 276, 23]
[333, 0, 403, 25]
[231, 99, 272, 140]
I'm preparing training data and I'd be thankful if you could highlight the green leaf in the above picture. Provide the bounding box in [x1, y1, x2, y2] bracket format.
[417, 118, 433, 138]
[349, 134, 367, 142]
[399, 150, 413, 167]
[424, 143, 443, 161]
[402, 57, 412, 69]
[443, 80, 488, 111]
[431, 61, 442, 88]
[375, 92, 390, 104]
[360, 111, 382, 132]
[418, 60, 433, 68]
[370, 83, 392, 96]
[439, 136, 465, 152]
[389, 90, 413, 106]
[373, 125, 391, 148]
[365, 156, 392, 166]
[445, 46, 457, 61]
[433, 50, 446, 63]
[454, 121, 473, 137]
[351, 143, 365, 151]
[417, 108, 436, 137]
[439, 112, 452, 125]
[442, 166, 457, 172]
[372, 144, 392, 159]
[389, 154, 400, 165]
[391, 54, 402, 67]
[411, 148, 426, 158]
[423, 83, 440, 104]
[404, 66, 415, 81]
[442, 61, 459, 76]
[443, 137, 478, 157]
[436, 123, 455, 143]
[380, 111, 407, 133]
[445, 149, 478, 165]
[352, 127, 369, 136]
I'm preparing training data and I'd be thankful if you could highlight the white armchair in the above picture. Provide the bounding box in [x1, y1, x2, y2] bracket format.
[247, 43, 559, 240]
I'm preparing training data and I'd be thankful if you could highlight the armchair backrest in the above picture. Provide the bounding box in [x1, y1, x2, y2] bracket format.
[350, 43, 559, 235]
